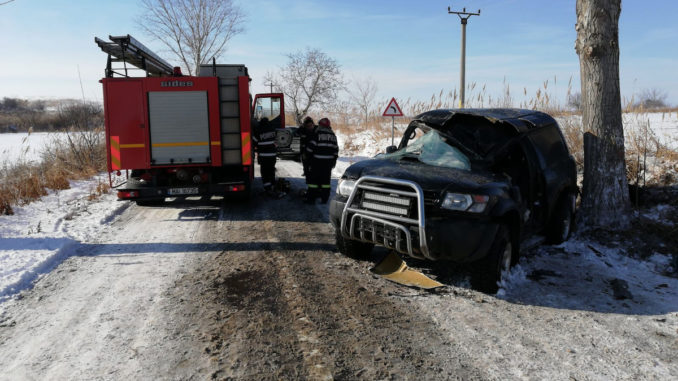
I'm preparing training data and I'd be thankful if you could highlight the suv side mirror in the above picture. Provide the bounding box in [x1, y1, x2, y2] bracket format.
[385, 145, 398, 154]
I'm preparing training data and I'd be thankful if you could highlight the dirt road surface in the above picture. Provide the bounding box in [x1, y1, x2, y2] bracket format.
[0, 160, 676, 380]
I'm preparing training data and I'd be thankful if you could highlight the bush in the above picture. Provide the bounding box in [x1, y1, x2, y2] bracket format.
[0, 129, 106, 215]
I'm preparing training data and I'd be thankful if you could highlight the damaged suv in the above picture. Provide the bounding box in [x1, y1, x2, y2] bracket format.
[329, 109, 577, 293]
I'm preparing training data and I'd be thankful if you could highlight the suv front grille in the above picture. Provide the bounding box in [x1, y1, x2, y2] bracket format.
[360, 191, 413, 216]
[340, 176, 432, 260]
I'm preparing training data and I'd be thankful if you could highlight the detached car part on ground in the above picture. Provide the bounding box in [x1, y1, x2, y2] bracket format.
[329, 108, 578, 293]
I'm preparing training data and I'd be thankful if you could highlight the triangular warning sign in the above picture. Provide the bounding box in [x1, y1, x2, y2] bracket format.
[382, 97, 403, 117]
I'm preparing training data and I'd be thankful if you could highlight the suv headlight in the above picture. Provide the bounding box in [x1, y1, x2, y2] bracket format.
[441, 192, 489, 213]
[337, 179, 356, 197]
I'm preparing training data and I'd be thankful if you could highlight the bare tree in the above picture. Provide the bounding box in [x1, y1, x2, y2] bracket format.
[138, 0, 245, 75]
[636, 88, 668, 109]
[567, 92, 582, 111]
[349, 77, 378, 126]
[575, 0, 630, 228]
[57, 102, 103, 131]
[276, 48, 344, 125]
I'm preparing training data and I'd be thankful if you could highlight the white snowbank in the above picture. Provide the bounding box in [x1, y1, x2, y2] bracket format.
[498, 236, 678, 315]
[0, 175, 128, 305]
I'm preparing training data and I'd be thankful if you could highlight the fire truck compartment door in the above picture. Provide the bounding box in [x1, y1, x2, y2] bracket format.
[148, 91, 210, 165]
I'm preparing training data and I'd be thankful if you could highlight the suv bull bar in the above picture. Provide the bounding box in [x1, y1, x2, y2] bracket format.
[340, 176, 432, 260]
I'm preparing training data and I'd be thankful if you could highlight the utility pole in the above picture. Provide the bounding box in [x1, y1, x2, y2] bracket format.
[264, 81, 277, 116]
[448, 6, 480, 108]
[264, 81, 276, 94]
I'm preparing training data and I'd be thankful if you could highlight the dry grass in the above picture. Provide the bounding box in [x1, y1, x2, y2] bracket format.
[0, 129, 106, 215]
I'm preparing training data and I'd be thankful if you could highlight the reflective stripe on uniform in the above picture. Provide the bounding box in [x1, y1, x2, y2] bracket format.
[257, 141, 275, 146]
[316, 143, 337, 147]
[313, 154, 336, 159]
[306, 147, 313, 152]
[321, 184, 331, 188]
[259, 152, 277, 157]
[307, 184, 319, 188]
[263, 182, 272, 187]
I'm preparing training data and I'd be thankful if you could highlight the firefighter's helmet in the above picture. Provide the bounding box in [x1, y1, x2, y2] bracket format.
[318, 118, 331, 127]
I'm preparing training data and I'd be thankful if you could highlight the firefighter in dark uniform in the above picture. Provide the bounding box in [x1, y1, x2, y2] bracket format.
[252, 118, 278, 196]
[299, 116, 316, 176]
[305, 117, 338, 204]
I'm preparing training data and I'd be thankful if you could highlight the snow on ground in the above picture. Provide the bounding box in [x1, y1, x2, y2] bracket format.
[498, 236, 677, 315]
[0, 132, 57, 164]
[0, 175, 128, 307]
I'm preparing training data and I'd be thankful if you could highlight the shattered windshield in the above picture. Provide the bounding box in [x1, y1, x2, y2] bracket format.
[383, 130, 471, 170]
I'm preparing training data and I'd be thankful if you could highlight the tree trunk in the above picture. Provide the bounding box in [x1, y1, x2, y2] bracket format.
[575, 0, 630, 229]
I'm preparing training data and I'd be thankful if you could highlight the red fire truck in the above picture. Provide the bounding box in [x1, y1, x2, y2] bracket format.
[96, 35, 284, 204]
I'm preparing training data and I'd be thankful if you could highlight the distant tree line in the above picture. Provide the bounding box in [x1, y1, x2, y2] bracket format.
[0, 97, 102, 133]
[568, 88, 671, 111]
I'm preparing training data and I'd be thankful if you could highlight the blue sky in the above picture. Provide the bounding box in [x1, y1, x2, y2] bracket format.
[0, 0, 676, 108]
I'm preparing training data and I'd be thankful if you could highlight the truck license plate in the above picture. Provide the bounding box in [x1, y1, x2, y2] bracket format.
[168, 187, 199, 195]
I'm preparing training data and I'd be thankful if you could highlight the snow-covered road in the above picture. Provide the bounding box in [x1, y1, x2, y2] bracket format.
[0, 159, 677, 380]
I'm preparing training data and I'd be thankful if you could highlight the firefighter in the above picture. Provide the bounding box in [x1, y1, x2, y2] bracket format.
[299, 116, 316, 176]
[252, 118, 280, 197]
[305, 117, 338, 204]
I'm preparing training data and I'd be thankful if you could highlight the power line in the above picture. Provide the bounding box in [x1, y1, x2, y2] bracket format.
[448, 6, 481, 108]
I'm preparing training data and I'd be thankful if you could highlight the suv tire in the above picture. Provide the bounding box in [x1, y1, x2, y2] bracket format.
[546, 192, 575, 244]
[471, 225, 513, 294]
[335, 229, 373, 259]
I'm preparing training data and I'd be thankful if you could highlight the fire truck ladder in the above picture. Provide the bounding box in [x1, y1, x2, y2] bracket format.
[95, 34, 173, 78]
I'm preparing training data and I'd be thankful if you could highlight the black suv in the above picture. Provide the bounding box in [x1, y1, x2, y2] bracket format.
[329, 109, 577, 293]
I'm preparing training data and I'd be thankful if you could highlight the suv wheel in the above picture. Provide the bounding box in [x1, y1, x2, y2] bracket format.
[546, 192, 575, 244]
[335, 229, 373, 259]
[471, 225, 513, 294]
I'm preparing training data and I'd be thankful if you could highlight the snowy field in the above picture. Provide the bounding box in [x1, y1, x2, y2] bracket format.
[0, 132, 56, 164]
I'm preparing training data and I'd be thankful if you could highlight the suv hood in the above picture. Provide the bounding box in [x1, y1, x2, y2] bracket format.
[343, 158, 508, 194]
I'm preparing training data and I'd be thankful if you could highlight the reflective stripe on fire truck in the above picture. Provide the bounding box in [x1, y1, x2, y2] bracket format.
[241, 132, 252, 165]
[211, 141, 221, 146]
[110, 136, 121, 170]
[119, 143, 145, 148]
